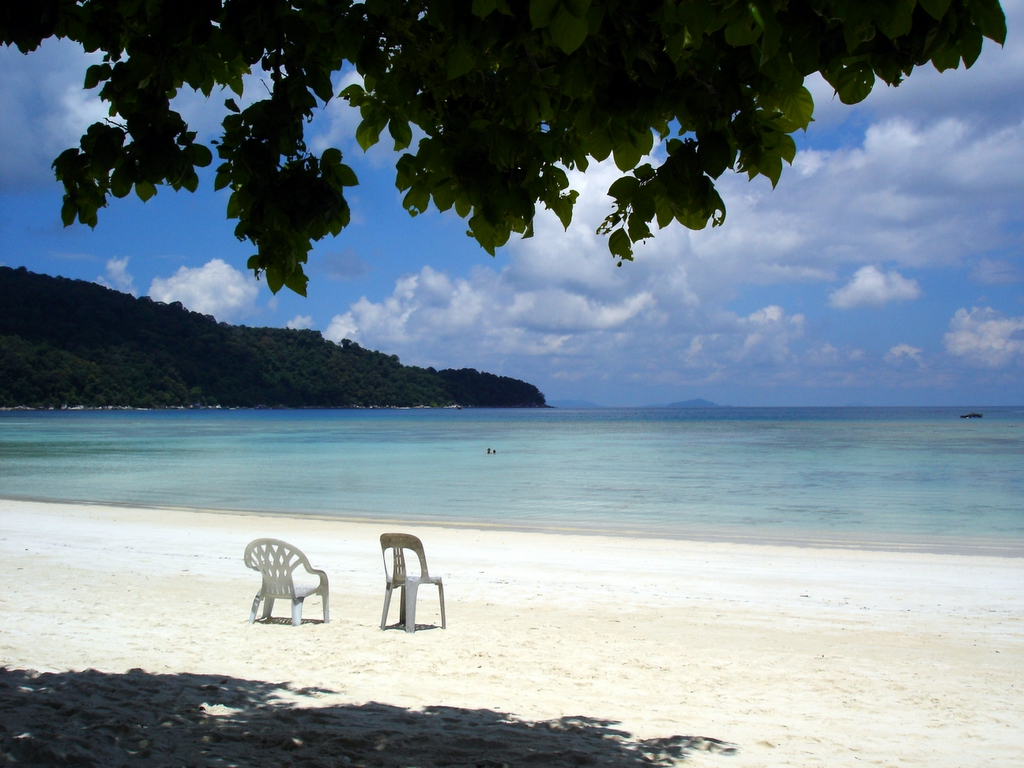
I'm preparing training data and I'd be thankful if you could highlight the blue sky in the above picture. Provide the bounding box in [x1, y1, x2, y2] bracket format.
[2, 5, 1023, 407]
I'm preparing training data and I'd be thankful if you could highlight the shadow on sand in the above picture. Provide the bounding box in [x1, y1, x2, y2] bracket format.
[1, 667, 736, 767]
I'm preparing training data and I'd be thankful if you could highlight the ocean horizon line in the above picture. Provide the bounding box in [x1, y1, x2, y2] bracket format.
[4, 403, 1023, 412]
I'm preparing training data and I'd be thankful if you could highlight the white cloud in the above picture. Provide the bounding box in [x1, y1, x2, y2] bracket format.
[315, 110, 1019, 394]
[699, 117, 1024, 281]
[324, 312, 359, 343]
[338, 259, 656, 350]
[96, 257, 137, 296]
[829, 266, 922, 309]
[736, 305, 805, 362]
[885, 344, 924, 364]
[148, 259, 259, 322]
[324, 233, 809, 386]
[308, 71, 364, 155]
[944, 307, 1024, 367]
[0, 40, 104, 189]
[286, 315, 314, 330]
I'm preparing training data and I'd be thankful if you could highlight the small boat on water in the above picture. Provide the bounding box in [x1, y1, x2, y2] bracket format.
[960, 412, 983, 419]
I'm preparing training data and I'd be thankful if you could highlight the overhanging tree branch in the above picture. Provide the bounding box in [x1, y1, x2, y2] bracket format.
[1, 0, 1007, 295]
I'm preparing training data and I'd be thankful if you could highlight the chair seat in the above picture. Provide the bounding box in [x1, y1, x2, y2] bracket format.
[392, 574, 442, 586]
[404, 574, 442, 586]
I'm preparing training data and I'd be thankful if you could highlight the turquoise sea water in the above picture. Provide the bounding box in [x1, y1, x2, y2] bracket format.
[1, 407, 1022, 553]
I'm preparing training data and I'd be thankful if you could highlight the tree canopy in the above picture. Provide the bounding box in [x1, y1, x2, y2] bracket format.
[2, 1, 1007, 295]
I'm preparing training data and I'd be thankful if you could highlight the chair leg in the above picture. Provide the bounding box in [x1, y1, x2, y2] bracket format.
[404, 581, 420, 634]
[322, 590, 329, 624]
[438, 583, 446, 630]
[398, 586, 407, 628]
[381, 586, 393, 630]
[292, 597, 303, 627]
[262, 597, 275, 620]
[249, 594, 262, 624]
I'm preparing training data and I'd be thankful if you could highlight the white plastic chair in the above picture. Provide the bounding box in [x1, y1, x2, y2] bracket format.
[244, 538, 329, 626]
[380, 533, 445, 633]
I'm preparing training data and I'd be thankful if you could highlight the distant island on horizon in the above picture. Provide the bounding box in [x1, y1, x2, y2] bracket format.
[0, 266, 547, 409]
[656, 398, 729, 408]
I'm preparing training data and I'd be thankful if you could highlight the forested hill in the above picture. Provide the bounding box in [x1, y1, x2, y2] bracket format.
[0, 267, 546, 409]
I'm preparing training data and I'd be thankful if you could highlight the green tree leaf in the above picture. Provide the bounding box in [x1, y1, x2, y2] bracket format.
[530, 0, 559, 28]
[776, 86, 815, 131]
[960, 26, 984, 67]
[446, 43, 476, 80]
[608, 228, 633, 261]
[355, 119, 384, 151]
[83, 64, 110, 90]
[563, 0, 592, 19]
[472, 0, 498, 19]
[970, 0, 1007, 44]
[135, 181, 157, 202]
[612, 142, 643, 172]
[336, 164, 358, 187]
[404, 185, 431, 215]
[110, 167, 132, 199]
[608, 176, 640, 200]
[697, 131, 734, 179]
[388, 119, 413, 151]
[725, 14, 759, 47]
[191, 145, 213, 167]
[919, 0, 953, 20]
[832, 63, 875, 104]
[549, 6, 589, 53]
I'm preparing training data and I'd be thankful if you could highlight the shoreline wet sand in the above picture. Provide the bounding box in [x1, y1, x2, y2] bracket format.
[4, 493, 1021, 558]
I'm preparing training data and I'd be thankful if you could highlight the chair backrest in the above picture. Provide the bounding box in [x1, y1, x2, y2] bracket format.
[244, 538, 312, 598]
[380, 533, 430, 584]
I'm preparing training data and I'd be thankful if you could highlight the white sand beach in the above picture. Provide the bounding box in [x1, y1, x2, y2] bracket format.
[1, 498, 1021, 766]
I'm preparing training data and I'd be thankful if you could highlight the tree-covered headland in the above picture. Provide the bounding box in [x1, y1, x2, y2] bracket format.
[0, 267, 547, 409]
[3, 1, 1005, 295]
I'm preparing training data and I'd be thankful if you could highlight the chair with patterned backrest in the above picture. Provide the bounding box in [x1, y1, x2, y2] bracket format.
[244, 538, 329, 626]
[380, 533, 445, 633]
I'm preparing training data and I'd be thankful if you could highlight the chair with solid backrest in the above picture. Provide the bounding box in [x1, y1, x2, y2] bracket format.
[380, 533, 445, 633]
[244, 538, 329, 626]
